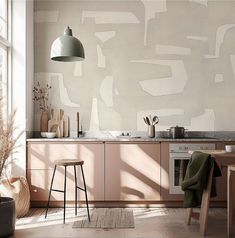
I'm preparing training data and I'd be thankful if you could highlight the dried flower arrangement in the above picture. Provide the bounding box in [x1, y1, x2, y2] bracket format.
[0, 98, 23, 179]
[33, 82, 52, 112]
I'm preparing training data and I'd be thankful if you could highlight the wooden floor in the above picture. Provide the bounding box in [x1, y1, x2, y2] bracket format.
[12, 207, 228, 238]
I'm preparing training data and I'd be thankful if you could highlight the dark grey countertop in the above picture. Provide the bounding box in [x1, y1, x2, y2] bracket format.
[26, 137, 233, 142]
[26, 131, 235, 142]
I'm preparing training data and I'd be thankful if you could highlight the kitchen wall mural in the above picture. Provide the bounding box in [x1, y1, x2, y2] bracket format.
[34, 0, 235, 132]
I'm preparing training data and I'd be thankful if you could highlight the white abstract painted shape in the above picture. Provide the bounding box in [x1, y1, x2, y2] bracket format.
[95, 31, 116, 43]
[100, 76, 113, 107]
[155, 44, 191, 55]
[97, 45, 106, 68]
[81, 11, 140, 24]
[188, 109, 215, 131]
[35, 72, 80, 107]
[132, 59, 187, 96]
[89, 98, 100, 131]
[189, 0, 208, 7]
[73, 62, 82, 77]
[230, 55, 235, 77]
[141, 0, 167, 46]
[34, 11, 59, 23]
[186, 35, 208, 42]
[137, 109, 184, 131]
[205, 24, 235, 59]
[214, 74, 224, 83]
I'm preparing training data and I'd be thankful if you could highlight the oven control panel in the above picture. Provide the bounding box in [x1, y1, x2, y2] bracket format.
[169, 143, 215, 153]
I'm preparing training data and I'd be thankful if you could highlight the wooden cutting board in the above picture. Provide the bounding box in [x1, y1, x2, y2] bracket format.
[48, 109, 64, 137]
[63, 115, 69, 137]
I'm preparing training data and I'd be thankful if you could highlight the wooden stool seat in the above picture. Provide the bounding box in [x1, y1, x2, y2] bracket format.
[54, 159, 84, 166]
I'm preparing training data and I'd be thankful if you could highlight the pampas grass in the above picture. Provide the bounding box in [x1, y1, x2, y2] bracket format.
[0, 98, 23, 178]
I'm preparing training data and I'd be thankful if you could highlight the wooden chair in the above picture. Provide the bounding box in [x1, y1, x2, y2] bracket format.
[227, 165, 235, 236]
[186, 164, 214, 236]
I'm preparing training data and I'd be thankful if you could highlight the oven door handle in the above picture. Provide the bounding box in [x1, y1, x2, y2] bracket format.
[170, 157, 190, 160]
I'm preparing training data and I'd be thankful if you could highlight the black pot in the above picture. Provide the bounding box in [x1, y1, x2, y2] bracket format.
[0, 197, 16, 237]
[168, 126, 186, 139]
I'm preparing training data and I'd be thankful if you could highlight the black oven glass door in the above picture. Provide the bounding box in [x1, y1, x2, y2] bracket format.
[174, 159, 189, 186]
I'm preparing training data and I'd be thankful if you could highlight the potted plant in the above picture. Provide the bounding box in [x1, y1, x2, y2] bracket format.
[33, 81, 51, 132]
[0, 98, 22, 237]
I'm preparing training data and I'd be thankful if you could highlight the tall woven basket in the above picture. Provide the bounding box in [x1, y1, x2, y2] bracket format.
[0, 177, 30, 218]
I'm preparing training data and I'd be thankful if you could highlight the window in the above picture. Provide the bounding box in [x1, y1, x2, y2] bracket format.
[0, 0, 7, 39]
[0, 0, 10, 100]
[0, 47, 7, 97]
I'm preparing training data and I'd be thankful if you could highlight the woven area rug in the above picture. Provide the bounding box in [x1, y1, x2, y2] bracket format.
[73, 208, 135, 229]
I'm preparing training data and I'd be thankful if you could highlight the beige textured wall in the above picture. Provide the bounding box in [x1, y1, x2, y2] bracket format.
[34, 0, 235, 132]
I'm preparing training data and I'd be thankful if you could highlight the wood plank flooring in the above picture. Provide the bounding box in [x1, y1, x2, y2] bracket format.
[11, 208, 228, 238]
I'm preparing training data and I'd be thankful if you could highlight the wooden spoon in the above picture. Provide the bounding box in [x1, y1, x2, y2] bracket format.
[146, 117, 151, 125]
[143, 117, 148, 125]
[153, 116, 159, 125]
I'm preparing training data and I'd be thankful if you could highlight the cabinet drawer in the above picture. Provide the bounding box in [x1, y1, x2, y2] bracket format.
[27, 142, 103, 169]
[27, 142, 105, 202]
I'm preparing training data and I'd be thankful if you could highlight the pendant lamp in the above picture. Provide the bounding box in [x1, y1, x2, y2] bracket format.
[50, 26, 85, 62]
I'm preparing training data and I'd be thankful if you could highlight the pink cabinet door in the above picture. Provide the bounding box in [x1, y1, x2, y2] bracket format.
[105, 142, 161, 201]
[27, 142, 105, 201]
[27, 168, 76, 201]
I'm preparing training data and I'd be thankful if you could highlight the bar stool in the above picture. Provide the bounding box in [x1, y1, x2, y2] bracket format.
[45, 159, 90, 224]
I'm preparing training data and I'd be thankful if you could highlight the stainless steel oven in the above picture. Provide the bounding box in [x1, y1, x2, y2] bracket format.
[169, 143, 215, 194]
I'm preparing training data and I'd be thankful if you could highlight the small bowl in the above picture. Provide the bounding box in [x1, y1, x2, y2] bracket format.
[225, 145, 235, 152]
[40, 132, 47, 138]
[46, 132, 56, 138]
[45, 132, 56, 138]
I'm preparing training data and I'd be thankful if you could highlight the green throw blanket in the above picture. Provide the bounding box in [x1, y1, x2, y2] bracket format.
[181, 151, 221, 208]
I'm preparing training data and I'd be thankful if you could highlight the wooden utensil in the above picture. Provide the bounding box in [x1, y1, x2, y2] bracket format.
[146, 117, 151, 125]
[143, 117, 148, 125]
[153, 115, 159, 125]
[149, 115, 152, 125]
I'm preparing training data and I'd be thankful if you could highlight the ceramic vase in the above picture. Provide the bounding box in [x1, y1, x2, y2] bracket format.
[40, 111, 48, 132]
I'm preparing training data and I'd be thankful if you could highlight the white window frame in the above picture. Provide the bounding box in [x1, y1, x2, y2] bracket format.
[0, 0, 11, 113]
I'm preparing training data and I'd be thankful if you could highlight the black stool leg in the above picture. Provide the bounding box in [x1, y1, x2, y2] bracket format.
[45, 165, 57, 218]
[74, 165, 78, 215]
[80, 164, 90, 222]
[63, 165, 67, 224]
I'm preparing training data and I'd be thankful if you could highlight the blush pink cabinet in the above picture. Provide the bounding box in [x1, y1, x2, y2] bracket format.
[27, 142, 105, 202]
[104, 142, 161, 201]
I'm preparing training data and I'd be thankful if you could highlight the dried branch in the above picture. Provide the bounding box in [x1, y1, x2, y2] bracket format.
[33, 82, 52, 112]
[0, 98, 23, 178]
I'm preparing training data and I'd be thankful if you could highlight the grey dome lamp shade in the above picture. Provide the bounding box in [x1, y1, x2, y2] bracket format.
[50, 26, 85, 62]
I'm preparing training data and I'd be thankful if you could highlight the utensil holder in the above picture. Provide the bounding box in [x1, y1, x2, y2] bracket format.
[148, 125, 155, 138]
